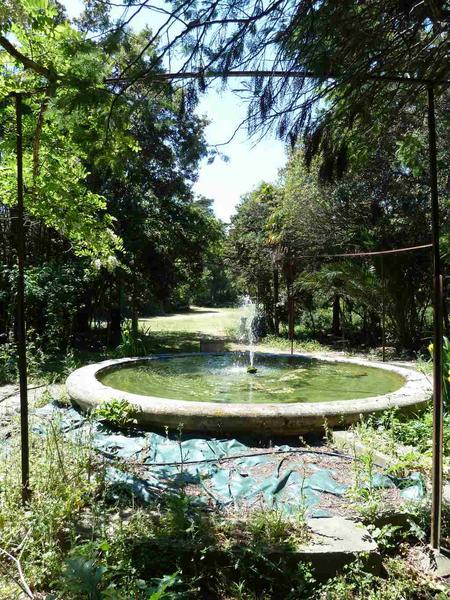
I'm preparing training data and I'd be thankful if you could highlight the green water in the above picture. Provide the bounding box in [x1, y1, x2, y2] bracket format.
[99, 353, 405, 404]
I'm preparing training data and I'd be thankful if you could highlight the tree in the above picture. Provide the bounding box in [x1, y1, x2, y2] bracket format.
[0, 1, 130, 261]
[0, 1, 224, 349]
[191, 199, 238, 307]
[226, 183, 281, 332]
[270, 125, 450, 348]
[76, 1, 450, 154]
[227, 93, 450, 349]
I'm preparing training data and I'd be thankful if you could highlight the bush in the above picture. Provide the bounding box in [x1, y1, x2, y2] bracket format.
[0, 342, 18, 384]
[114, 322, 153, 357]
[94, 399, 139, 429]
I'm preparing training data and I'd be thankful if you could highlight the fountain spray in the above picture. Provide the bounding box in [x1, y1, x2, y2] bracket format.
[240, 295, 258, 373]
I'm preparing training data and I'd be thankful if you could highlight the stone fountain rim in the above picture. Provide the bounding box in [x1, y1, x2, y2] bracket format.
[66, 351, 431, 434]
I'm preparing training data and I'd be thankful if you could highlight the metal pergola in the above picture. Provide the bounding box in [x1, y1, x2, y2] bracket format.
[9, 68, 446, 551]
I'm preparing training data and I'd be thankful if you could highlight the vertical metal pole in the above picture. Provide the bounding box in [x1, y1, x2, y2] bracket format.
[14, 93, 30, 504]
[427, 86, 444, 551]
[381, 256, 386, 362]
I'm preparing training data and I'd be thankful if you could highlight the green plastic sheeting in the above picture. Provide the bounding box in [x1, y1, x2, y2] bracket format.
[33, 402, 425, 516]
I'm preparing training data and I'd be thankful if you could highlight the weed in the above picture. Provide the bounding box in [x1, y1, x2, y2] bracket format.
[322, 418, 333, 445]
[247, 508, 295, 546]
[94, 399, 139, 429]
[346, 427, 385, 522]
[259, 335, 326, 353]
[114, 322, 154, 357]
[0, 417, 99, 594]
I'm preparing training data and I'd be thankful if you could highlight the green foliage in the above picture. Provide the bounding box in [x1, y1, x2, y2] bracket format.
[147, 573, 180, 600]
[192, 216, 238, 307]
[0, 333, 69, 384]
[317, 557, 447, 600]
[226, 183, 281, 331]
[95, 399, 138, 429]
[441, 337, 450, 402]
[0, 2, 225, 355]
[60, 554, 178, 600]
[376, 406, 450, 459]
[102, 495, 314, 599]
[0, 342, 17, 384]
[260, 335, 325, 353]
[0, 418, 99, 592]
[0, 9, 123, 262]
[346, 435, 385, 523]
[227, 130, 450, 350]
[0, 393, 448, 598]
[62, 556, 107, 600]
[115, 323, 154, 358]
[246, 507, 308, 547]
[24, 262, 90, 346]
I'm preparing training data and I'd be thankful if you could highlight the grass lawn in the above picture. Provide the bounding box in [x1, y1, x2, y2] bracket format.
[109, 306, 245, 355]
[139, 306, 242, 338]
[137, 306, 324, 354]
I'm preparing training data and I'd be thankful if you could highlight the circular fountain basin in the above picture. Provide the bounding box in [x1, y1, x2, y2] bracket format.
[66, 352, 431, 435]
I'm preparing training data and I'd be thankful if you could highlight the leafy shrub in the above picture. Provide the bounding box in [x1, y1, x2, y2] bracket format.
[0, 342, 18, 384]
[60, 554, 178, 600]
[115, 322, 153, 357]
[94, 399, 139, 429]
[246, 508, 308, 546]
[316, 557, 447, 599]
[0, 335, 48, 384]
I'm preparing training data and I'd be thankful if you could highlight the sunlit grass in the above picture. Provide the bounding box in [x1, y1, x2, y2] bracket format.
[139, 306, 242, 338]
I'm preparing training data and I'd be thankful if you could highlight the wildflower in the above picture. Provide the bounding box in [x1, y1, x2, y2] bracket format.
[428, 343, 434, 354]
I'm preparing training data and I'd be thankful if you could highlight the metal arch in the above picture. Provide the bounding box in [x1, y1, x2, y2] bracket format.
[9, 68, 445, 548]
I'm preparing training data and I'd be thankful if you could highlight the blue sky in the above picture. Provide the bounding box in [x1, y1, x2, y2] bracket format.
[62, 0, 286, 222]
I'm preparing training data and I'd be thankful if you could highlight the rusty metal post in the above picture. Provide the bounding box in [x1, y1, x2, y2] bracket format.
[381, 256, 386, 362]
[14, 93, 30, 504]
[427, 86, 444, 551]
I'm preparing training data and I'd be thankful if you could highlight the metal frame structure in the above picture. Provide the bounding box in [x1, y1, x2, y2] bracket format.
[427, 87, 444, 549]
[9, 70, 445, 551]
[12, 93, 30, 504]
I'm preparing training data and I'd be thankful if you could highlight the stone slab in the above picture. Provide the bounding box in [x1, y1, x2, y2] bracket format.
[306, 516, 377, 554]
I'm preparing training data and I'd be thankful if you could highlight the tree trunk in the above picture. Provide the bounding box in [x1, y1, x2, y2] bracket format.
[109, 306, 122, 347]
[288, 294, 295, 352]
[74, 292, 92, 339]
[108, 282, 122, 347]
[332, 295, 341, 336]
[273, 267, 280, 336]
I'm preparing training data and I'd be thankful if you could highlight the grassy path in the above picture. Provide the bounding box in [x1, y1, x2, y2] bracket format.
[140, 306, 241, 338]
[138, 306, 327, 355]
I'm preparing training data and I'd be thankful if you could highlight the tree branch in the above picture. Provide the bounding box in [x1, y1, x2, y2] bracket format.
[0, 35, 54, 80]
[0, 548, 34, 599]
